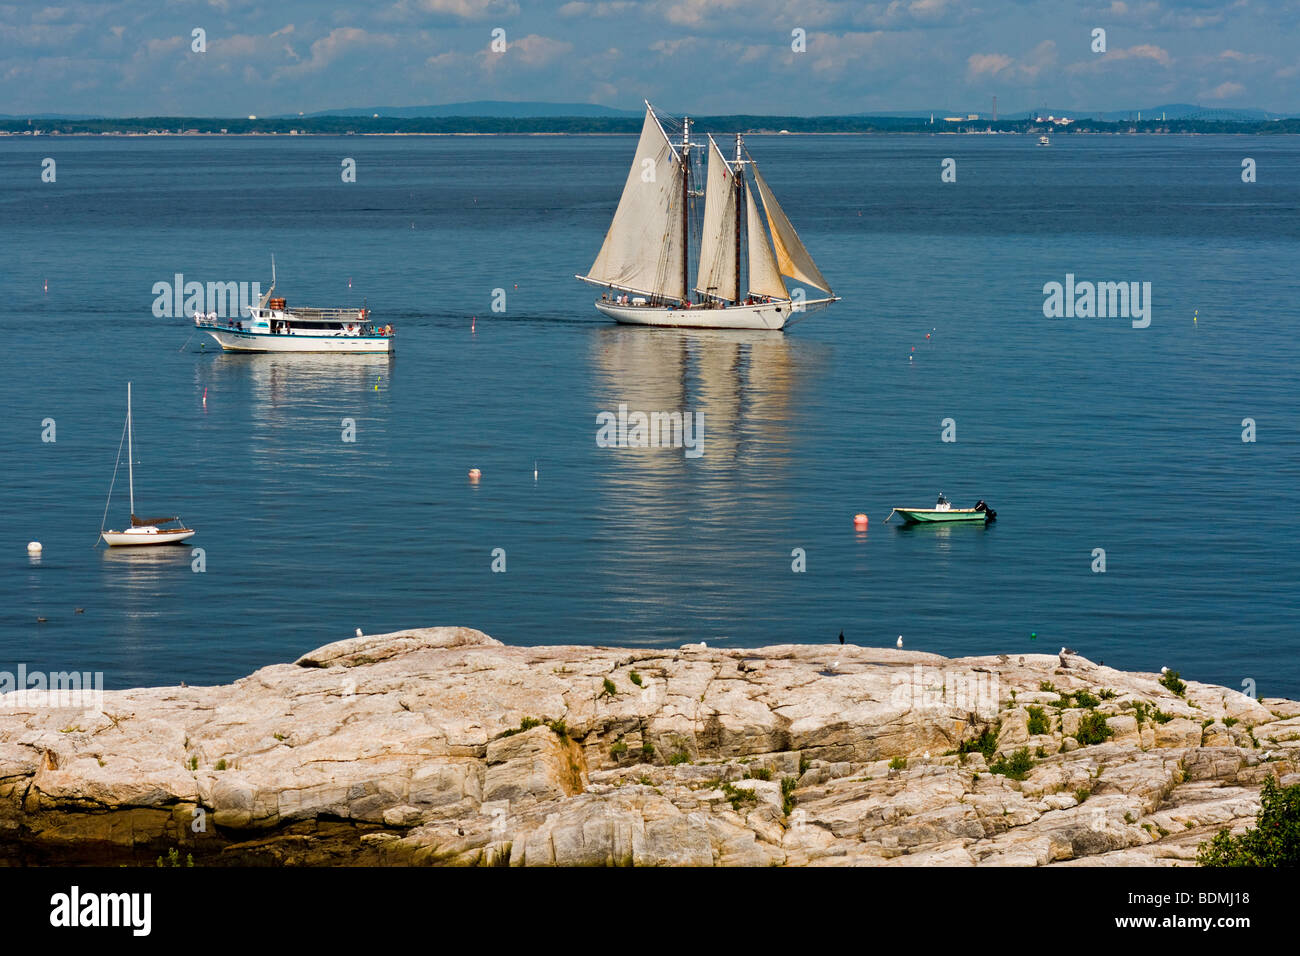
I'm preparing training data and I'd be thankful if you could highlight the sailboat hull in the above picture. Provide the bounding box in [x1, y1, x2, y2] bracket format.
[596, 299, 794, 331]
[101, 528, 196, 547]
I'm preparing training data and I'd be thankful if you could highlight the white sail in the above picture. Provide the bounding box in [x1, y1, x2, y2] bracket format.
[582, 105, 686, 301]
[694, 136, 739, 301]
[752, 163, 832, 295]
[746, 187, 787, 300]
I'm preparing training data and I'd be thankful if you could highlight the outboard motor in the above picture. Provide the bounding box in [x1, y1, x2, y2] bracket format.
[974, 500, 997, 521]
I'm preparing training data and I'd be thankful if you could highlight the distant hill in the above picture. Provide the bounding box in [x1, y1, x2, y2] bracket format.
[0, 113, 103, 120]
[854, 103, 1300, 122]
[284, 100, 642, 119]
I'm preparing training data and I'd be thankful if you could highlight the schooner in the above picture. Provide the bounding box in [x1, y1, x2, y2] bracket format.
[577, 102, 838, 331]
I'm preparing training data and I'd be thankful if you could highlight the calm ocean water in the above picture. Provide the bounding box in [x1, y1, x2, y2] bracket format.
[0, 133, 1296, 694]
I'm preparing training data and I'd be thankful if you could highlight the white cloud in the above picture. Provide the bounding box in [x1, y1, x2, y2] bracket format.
[1204, 80, 1244, 99]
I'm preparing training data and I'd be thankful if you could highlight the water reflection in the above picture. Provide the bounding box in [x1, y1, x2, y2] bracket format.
[199, 352, 395, 411]
[99, 546, 194, 620]
[891, 519, 997, 558]
[586, 327, 813, 622]
[589, 326, 803, 474]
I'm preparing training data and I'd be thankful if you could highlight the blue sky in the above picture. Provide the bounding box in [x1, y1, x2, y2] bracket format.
[2, 0, 1298, 116]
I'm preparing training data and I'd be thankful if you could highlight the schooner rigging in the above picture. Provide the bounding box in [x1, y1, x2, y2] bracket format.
[577, 101, 838, 331]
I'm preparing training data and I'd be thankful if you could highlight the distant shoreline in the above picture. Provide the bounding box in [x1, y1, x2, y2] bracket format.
[3, 129, 1296, 139]
[5, 116, 1300, 137]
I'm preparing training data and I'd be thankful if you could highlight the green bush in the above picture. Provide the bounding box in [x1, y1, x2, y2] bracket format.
[601, 678, 617, 697]
[610, 740, 628, 759]
[1152, 709, 1174, 724]
[1026, 706, 1050, 736]
[1075, 710, 1114, 746]
[957, 724, 1000, 763]
[156, 847, 194, 867]
[629, 671, 643, 687]
[1159, 670, 1187, 697]
[1198, 778, 1300, 866]
[781, 777, 798, 815]
[502, 716, 542, 737]
[1073, 690, 1100, 708]
[888, 756, 907, 771]
[990, 747, 1034, 781]
[720, 781, 759, 813]
[746, 767, 772, 781]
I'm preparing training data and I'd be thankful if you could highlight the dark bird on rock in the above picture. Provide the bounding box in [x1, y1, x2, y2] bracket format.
[838, 630, 845, 645]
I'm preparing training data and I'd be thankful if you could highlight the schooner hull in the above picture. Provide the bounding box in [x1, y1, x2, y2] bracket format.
[596, 299, 793, 331]
[201, 329, 393, 354]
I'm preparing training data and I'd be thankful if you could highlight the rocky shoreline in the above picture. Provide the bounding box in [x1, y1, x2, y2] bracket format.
[1, 627, 1296, 866]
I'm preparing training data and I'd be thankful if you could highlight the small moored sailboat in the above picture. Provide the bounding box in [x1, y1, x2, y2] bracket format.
[887, 493, 997, 525]
[100, 383, 196, 547]
[577, 102, 838, 331]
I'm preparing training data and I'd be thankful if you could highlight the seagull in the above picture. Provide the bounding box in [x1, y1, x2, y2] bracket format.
[355, 628, 364, 638]
[896, 635, 904, 648]
[838, 630, 845, 645]
[37, 617, 47, 623]
[1060, 646, 1077, 655]
[75, 608, 85, 614]
[1160, 666, 1169, 675]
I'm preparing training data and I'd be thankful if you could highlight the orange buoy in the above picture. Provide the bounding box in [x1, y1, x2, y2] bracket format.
[854, 513, 868, 530]
[468, 468, 481, 481]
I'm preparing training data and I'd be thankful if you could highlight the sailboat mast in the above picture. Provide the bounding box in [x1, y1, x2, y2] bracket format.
[681, 116, 691, 305]
[126, 381, 134, 519]
[734, 133, 744, 303]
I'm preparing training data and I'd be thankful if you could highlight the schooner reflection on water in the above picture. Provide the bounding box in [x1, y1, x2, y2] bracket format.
[577, 102, 838, 330]
[590, 326, 807, 477]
